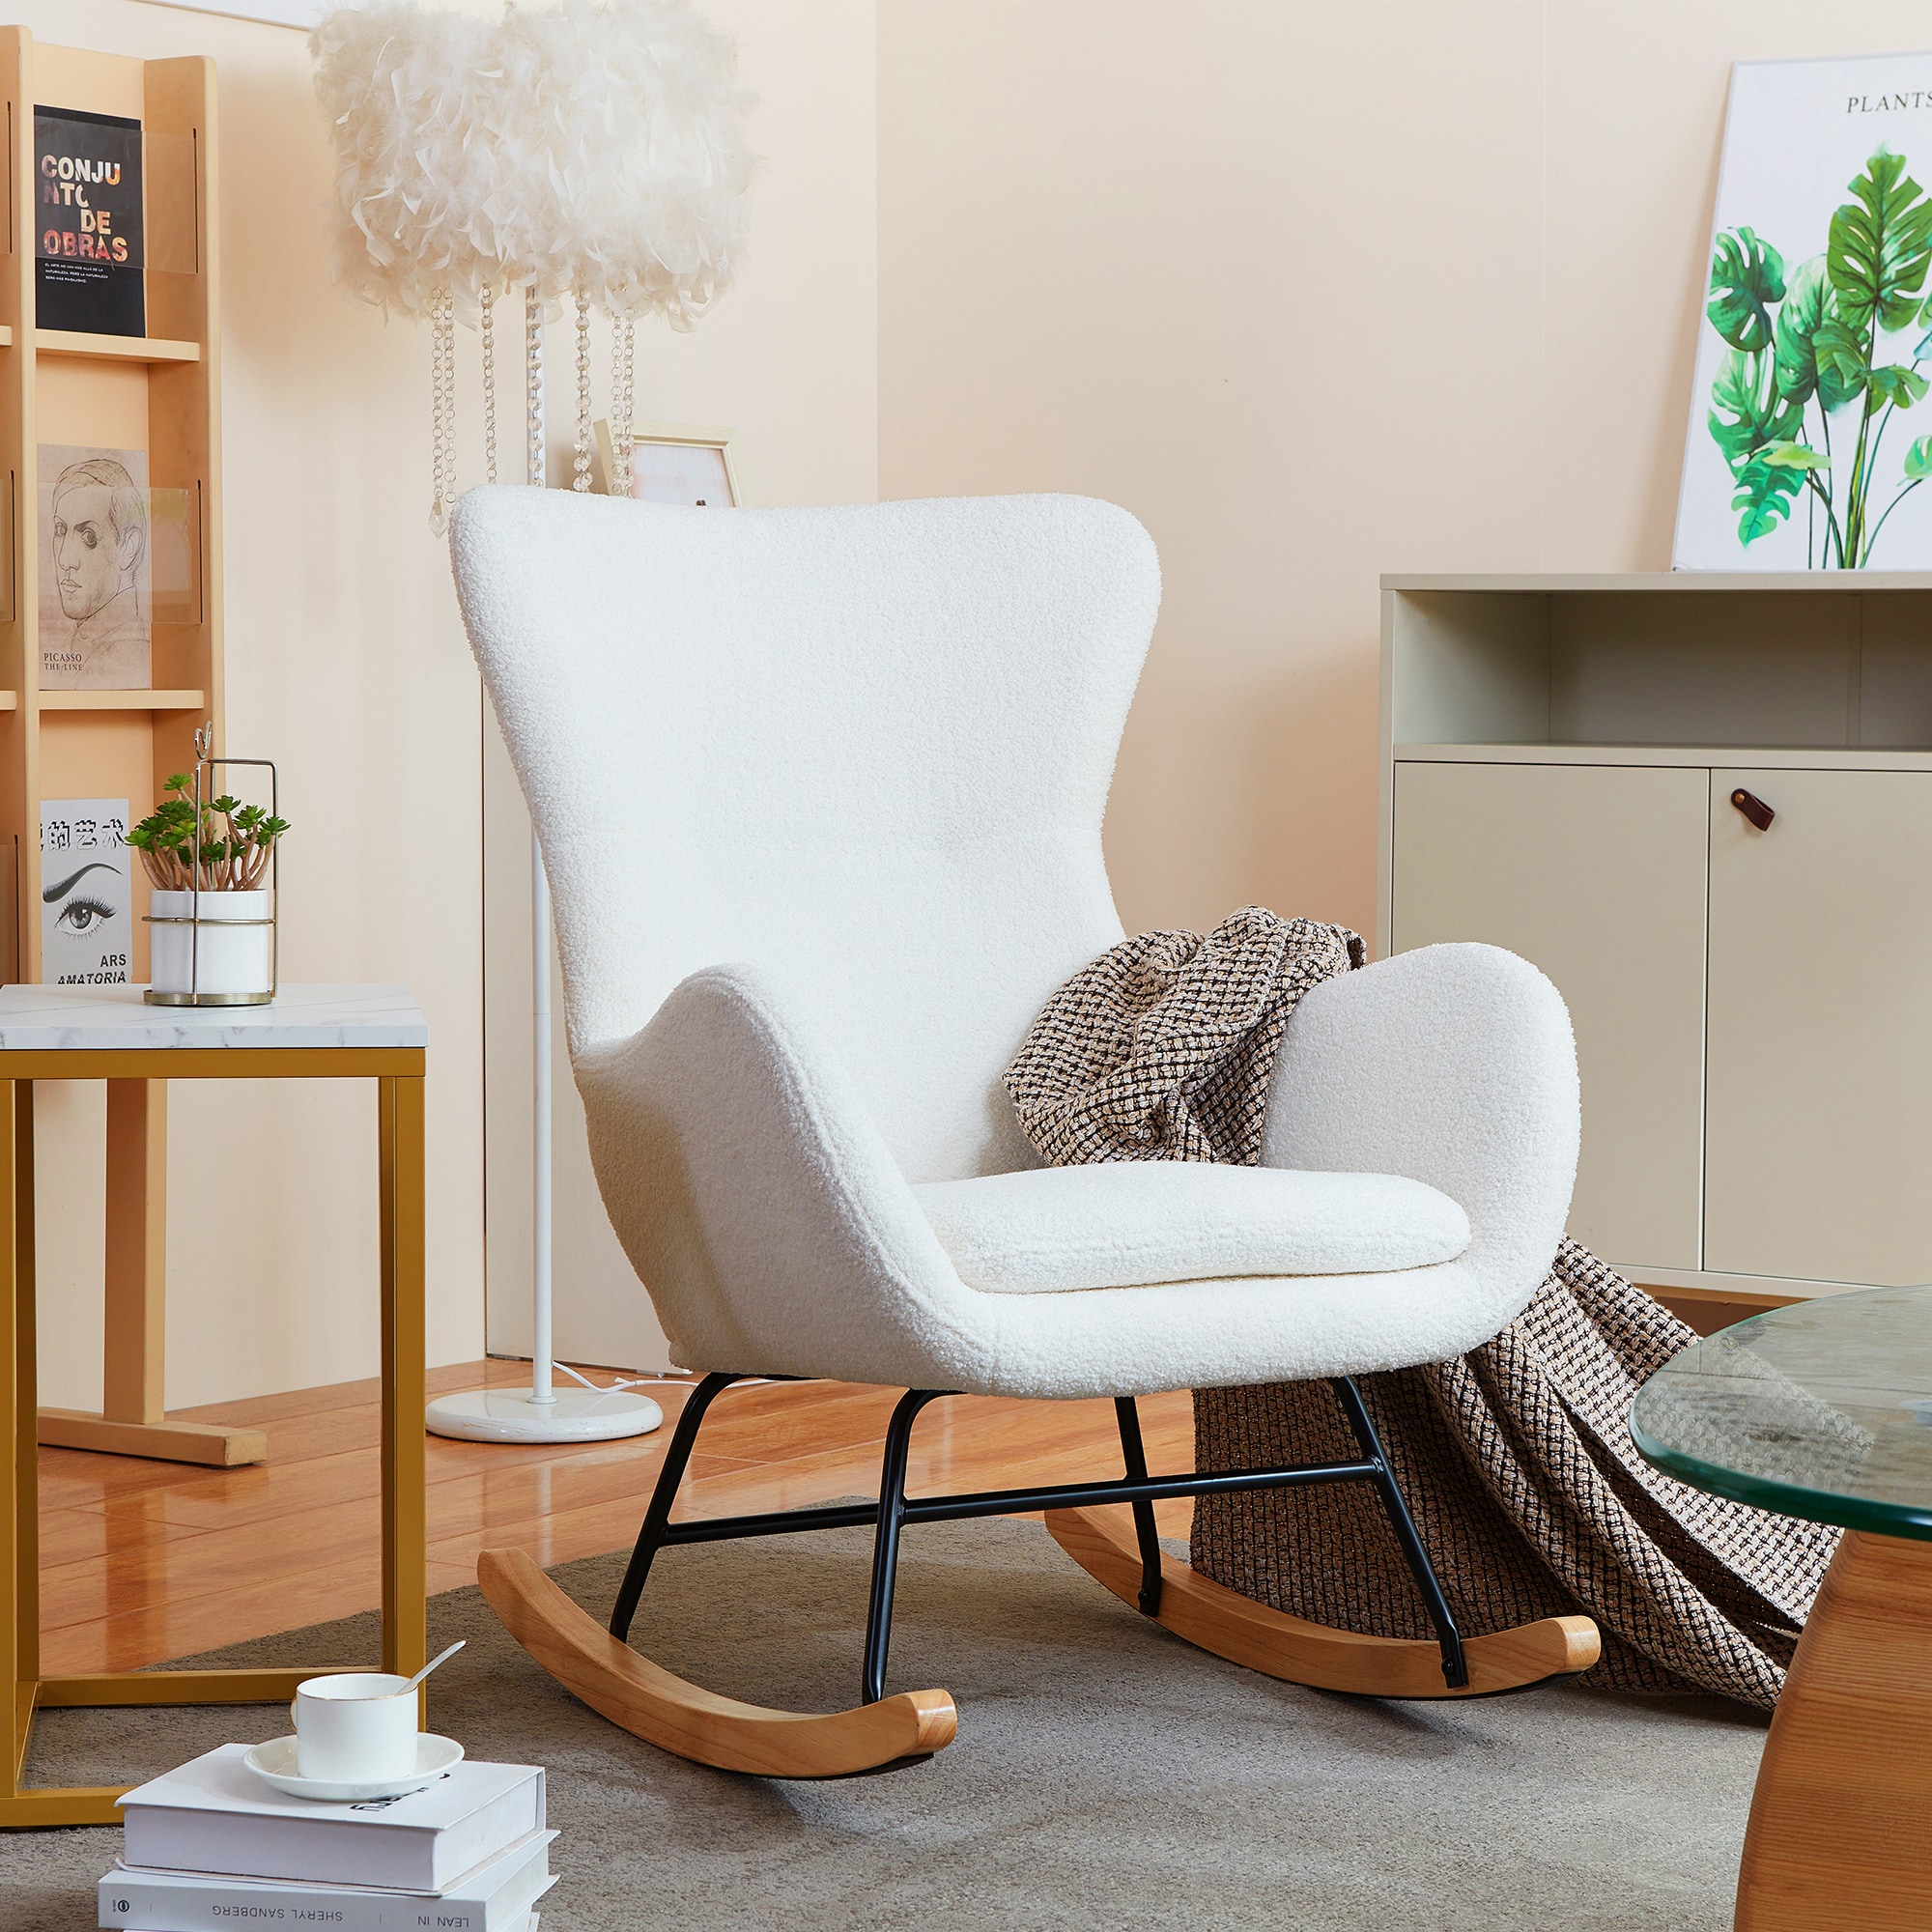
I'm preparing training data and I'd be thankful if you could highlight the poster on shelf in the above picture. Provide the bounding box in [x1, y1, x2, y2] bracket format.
[41, 800, 131, 987]
[1675, 53, 1932, 571]
[39, 444, 152, 691]
[35, 105, 144, 337]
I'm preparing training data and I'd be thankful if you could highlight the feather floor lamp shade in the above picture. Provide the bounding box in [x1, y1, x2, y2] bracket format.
[310, 0, 753, 518]
[311, 0, 753, 1443]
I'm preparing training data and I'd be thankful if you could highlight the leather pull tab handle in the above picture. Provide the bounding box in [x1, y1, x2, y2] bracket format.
[1730, 787, 1776, 832]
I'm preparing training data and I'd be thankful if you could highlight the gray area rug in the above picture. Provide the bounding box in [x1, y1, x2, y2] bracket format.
[7, 1514, 1768, 1931]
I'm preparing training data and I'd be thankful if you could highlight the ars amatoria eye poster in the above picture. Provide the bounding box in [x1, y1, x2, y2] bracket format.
[41, 801, 131, 988]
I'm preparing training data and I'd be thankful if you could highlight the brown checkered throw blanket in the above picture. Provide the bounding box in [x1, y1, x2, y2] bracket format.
[1004, 907, 1837, 1705]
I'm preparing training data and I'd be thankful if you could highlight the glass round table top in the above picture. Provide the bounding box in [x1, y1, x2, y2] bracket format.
[1632, 1284, 1932, 1542]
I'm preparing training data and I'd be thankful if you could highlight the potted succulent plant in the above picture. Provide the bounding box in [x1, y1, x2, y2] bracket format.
[128, 771, 288, 1005]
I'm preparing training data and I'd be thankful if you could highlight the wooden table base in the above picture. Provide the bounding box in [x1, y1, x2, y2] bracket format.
[1736, 1529, 1932, 1928]
[33, 1080, 267, 1467]
[34, 1407, 266, 1466]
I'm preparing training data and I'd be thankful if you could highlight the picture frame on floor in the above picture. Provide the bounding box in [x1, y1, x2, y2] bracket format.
[594, 420, 744, 507]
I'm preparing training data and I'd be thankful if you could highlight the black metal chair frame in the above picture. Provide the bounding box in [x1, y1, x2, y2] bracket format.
[609, 1375, 1468, 1700]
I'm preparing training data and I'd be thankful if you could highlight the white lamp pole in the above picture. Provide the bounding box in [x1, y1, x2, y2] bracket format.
[427, 292, 664, 1445]
[529, 832, 554, 1412]
[313, 0, 750, 1444]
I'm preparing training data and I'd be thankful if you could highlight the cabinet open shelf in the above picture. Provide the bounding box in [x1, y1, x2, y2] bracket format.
[1382, 573, 1932, 755]
[37, 328, 200, 364]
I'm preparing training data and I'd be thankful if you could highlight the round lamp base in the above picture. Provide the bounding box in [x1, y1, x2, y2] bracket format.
[424, 1386, 664, 1444]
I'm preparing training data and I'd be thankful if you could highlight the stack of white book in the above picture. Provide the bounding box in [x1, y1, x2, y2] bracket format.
[98, 1744, 556, 1931]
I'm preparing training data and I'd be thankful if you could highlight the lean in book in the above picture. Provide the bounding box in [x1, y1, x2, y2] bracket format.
[117, 1745, 546, 1892]
[36, 104, 143, 337]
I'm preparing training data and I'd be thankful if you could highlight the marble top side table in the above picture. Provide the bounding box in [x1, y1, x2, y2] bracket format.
[0, 983, 429, 1829]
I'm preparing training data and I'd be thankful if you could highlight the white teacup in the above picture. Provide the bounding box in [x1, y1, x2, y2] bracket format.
[290, 1673, 419, 1782]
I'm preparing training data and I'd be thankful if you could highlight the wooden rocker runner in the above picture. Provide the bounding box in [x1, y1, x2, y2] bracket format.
[452, 489, 1600, 1780]
[477, 1375, 1601, 1776]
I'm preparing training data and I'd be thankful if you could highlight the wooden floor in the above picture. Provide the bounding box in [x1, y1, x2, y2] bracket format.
[38, 1287, 1741, 1675]
[37, 1362, 1196, 1676]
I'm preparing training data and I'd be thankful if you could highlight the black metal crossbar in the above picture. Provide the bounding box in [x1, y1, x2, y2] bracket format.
[607, 1371, 1470, 1701]
[654, 1459, 1381, 1548]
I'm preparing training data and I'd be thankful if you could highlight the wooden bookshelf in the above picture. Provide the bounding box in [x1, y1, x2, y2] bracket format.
[0, 28, 242, 1469]
[39, 329, 201, 364]
[1, 31, 223, 980]
[39, 688, 205, 711]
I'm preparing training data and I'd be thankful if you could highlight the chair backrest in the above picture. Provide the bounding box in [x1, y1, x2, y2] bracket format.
[450, 488, 1161, 1182]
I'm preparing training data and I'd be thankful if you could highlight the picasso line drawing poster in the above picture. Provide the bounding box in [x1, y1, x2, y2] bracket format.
[39, 443, 151, 689]
[1675, 54, 1932, 571]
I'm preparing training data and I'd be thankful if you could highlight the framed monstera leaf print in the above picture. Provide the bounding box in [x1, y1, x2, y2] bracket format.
[1675, 54, 1932, 570]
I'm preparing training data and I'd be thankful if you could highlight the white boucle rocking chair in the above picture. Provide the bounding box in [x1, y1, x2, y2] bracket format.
[449, 486, 1600, 1778]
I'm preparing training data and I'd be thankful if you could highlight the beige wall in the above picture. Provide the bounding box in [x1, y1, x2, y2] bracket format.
[877, 0, 1932, 942]
[28, 0, 879, 1408]
[30, 0, 1932, 1401]
[479, 0, 878, 1378]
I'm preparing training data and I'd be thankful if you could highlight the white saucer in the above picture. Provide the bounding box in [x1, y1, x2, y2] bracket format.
[242, 1733, 464, 1803]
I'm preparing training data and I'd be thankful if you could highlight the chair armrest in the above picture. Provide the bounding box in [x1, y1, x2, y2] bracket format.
[571, 963, 991, 1386]
[1261, 943, 1579, 1325]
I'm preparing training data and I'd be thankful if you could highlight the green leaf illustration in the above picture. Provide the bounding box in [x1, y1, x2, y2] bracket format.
[1710, 348, 1803, 467]
[1775, 257, 1860, 410]
[1709, 226, 1786, 351]
[1710, 347, 1807, 544]
[1868, 363, 1930, 408]
[1760, 440, 1831, 469]
[1703, 149, 1932, 564]
[1812, 317, 1872, 401]
[1827, 149, 1932, 336]
[1730, 456, 1804, 544]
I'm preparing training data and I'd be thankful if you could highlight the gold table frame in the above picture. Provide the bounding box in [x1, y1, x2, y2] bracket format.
[0, 1044, 427, 1828]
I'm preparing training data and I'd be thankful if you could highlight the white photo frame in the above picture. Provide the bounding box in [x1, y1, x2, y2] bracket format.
[594, 420, 744, 507]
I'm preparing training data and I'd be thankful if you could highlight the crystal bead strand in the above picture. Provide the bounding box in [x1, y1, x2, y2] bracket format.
[525, 285, 544, 489]
[428, 286, 455, 536]
[481, 284, 497, 486]
[572, 289, 593, 493]
[611, 313, 636, 498]
[426, 288, 438, 529]
[440, 287, 458, 526]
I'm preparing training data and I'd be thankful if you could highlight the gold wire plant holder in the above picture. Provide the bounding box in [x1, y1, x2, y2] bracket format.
[141, 725, 279, 1008]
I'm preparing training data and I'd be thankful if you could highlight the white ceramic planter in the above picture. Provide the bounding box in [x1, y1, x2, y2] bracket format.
[149, 889, 273, 1003]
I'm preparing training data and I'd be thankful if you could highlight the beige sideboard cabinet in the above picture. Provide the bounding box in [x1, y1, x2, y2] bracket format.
[1380, 573, 1932, 1307]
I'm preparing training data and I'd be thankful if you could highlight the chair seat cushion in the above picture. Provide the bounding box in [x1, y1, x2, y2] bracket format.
[911, 1162, 1471, 1294]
